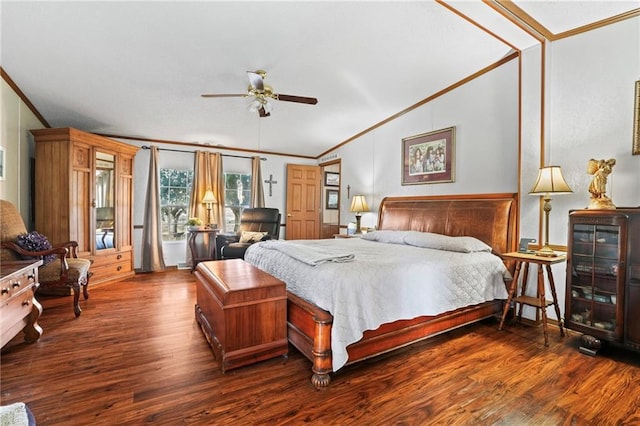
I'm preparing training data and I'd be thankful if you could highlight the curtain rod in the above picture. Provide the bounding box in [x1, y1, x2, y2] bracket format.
[141, 145, 266, 161]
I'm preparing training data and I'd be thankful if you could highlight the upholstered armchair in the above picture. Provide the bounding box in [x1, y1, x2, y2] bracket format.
[216, 208, 281, 260]
[0, 200, 91, 317]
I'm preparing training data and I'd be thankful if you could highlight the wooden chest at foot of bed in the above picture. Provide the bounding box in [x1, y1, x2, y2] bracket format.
[194, 259, 288, 372]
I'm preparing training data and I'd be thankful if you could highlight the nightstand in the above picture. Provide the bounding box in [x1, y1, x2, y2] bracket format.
[498, 251, 566, 346]
[188, 228, 220, 272]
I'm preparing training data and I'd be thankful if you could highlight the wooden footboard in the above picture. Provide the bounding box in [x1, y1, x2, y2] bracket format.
[286, 193, 517, 388]
[287, 291, 502, 388]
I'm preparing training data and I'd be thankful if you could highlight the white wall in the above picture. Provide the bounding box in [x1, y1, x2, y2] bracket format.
[518, 17, 640, 321]
[332, 59, 519, 230]
[547, 17, 640, 319]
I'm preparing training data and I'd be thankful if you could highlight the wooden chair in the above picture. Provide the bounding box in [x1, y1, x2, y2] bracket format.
[0, 200, 91, 317]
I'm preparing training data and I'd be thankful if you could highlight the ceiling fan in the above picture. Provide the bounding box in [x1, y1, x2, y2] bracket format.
[201, 70, 318, 117]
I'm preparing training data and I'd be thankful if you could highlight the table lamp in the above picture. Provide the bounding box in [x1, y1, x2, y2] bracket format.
[202, 190, 217, 227]
[529, 165, 572, 256]
[349, 195, 369, 234]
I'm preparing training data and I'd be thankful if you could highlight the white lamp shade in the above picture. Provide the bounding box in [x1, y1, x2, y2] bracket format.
[529, 166, 572, 194]
[350, 195, 369, 213]
[202, 190, 217, 204]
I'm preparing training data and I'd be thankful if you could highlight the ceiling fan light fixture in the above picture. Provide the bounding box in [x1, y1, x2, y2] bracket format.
[249, 99, 262, 112]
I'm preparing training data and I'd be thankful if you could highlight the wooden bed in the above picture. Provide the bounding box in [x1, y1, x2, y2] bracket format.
[285, 193, 518, 388]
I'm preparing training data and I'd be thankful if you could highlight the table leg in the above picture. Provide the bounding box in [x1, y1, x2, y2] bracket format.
[545, 264, 565, 337]
[537, 265, 549, 346]
[188, 232, 198, 272]
[517, 262, 530, 323]
[499, 260, 522, 331]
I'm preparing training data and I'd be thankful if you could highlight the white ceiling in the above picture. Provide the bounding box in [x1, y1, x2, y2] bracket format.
[2, 1, 637, 158]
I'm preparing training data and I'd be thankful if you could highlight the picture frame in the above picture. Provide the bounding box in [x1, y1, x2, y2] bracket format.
[402, 126, 455, 185]
[633, 80, 640, 155]
[326, 189, 339, 210]
[324, 171, 340, 187]
[0, 146, 5, 181]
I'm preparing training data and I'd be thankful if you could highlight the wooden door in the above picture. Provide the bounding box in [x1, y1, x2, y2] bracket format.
[285, 164, 321, 240]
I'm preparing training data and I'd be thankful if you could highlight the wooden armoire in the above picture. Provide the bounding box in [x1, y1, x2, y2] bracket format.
[31, 127, 139, 287]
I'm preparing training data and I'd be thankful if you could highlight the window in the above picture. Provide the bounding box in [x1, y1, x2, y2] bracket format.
[223, 173, 251, 233]
[160, 169, 193, 241]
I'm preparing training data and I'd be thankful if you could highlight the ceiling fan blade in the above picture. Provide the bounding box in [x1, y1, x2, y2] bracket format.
[247, 71, 265, 92]
[258, 106, 270, 118]
[275, 94, 318, 105]
[201, 93, 246, 98]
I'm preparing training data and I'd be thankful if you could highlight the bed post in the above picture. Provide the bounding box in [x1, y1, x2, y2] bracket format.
[311, 315, 333, 388]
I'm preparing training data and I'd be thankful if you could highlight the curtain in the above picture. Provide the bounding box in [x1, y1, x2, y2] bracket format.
[140, 146, 166, 272]
[251, 155, 265, 208]
[189, 151, 225, 226]
[188, 151, 224, 266]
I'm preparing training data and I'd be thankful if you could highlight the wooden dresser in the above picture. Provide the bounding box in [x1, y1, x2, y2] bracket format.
[31, 127, 139, 288]
[1, 261, 43, 348]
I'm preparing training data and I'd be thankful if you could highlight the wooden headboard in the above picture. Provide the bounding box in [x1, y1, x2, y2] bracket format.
[377, 193, 518, 255]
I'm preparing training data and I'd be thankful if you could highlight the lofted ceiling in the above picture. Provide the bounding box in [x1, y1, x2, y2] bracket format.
[1, 1, 637, 158]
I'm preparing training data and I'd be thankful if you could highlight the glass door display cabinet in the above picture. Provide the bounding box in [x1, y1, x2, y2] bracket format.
[565, 209, 640, 356]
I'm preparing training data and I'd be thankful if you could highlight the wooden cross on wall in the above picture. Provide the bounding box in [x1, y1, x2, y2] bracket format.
[264, 174, 278, 197]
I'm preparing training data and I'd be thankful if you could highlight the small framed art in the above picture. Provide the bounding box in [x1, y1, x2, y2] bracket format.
[326, 189, 339, 210]
[324, 172, 340, 187]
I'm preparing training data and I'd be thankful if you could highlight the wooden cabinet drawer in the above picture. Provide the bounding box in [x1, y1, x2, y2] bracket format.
[1, 261, 42, 348]
[1, 267, 37, 303]
[89, 250, 133, 286]
[90, 250, 132, 267]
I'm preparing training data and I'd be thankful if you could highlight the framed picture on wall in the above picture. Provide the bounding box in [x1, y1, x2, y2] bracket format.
[402, 127, 455, 185]
[326, 189, 339, 210]
[0, 146, 5, 180]
[324, 172, 340, 186]
[633, 80, 639, 155]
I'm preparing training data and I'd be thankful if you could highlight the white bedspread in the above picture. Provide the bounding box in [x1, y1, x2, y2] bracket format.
[244, 236, 509, 372]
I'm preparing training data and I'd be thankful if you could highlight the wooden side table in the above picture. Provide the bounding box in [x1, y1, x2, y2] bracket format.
[188, 229, 220, 272]
[498, 251, 566, 346]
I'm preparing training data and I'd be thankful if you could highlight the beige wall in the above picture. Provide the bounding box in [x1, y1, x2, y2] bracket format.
[0, 78, 46, 228]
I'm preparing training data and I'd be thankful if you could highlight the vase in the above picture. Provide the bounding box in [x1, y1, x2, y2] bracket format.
[188, 226, 203, 231]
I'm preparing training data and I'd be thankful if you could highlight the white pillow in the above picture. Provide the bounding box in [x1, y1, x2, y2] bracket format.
[403, 231, 491, 253]
[361, 230, 411, 244]
[239, 231, 268, 244]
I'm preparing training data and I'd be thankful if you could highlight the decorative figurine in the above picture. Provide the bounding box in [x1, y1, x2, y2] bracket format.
[587, 158, 616, 209]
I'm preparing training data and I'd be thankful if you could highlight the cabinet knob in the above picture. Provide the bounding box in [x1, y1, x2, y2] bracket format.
[22, 300, 30, 307]
[1, 288, 9, 295]
[117, 254, 122, 260]
[12, 282, 20, 288]
[117, 266, 122, 271]
[28, 274, 35, 282]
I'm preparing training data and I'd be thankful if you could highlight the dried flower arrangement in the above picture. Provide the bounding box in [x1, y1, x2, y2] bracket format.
[16, 231, 56, 265]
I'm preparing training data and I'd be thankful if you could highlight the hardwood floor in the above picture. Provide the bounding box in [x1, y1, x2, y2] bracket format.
[2, 269, 640, 425]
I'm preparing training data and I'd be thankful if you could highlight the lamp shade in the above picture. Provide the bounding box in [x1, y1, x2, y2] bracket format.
[202, 190, 217, 204]
[350, 195, 369, 213]
[529, 166, 572, 195]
